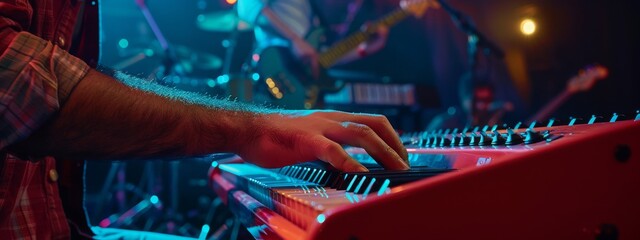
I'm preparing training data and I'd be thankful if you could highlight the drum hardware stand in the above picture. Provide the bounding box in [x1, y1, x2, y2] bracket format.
[220, 4, 241, 77]
[92, 1, 235, 237]
[93, 0, 205, 237]
[134, 0, 182, 81]
[437, 0, 505, 125]
[219, 5, 254, 102]
[131, 0, 183, 225]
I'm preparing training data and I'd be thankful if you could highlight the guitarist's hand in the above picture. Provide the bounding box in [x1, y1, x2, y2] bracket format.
[235, 110, 410, 172]
[291, 38, 320, 79]
[362, 24, 389, 54]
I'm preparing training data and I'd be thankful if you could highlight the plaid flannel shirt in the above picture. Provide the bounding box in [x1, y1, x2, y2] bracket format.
[1, 0, 98, 239]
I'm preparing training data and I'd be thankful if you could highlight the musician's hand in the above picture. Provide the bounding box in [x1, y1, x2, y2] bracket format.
[235, 110, 410, 172]
[364, 25, 389, 54]
[291, 38, 320, 79]
[400, 0, 440, 17]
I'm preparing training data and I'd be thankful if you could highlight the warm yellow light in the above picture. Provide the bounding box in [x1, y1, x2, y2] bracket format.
[225, 0, 237, 5]
[520, 19, 536, 36]
[266, 78, 275, 88]
[271, 87, 280, 94]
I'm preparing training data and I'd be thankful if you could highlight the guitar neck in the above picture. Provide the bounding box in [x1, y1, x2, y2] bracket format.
[318, 7, 411, 68]
[526, 65, 608, 124]
[527, 89, 573, 124]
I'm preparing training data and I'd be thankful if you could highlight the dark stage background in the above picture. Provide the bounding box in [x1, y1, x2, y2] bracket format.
[86, 0, 640, 237]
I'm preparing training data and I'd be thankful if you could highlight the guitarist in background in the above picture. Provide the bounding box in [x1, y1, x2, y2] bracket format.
[526, 65, 608, 124]
[238, 0, 428, 109]
[426, 65, 608, 131]
[426, 78, 514, 131]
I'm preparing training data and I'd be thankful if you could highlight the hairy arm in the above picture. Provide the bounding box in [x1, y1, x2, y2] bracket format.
[11, 69, 260, 160]
[2, 3, 408, 171]
[13, 70, 409, 171]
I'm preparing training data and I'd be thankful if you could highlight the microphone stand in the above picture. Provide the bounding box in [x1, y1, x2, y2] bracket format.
[437, 0, 505, 125]
[221, 5, 240, 77]
[437, 0, 504, 60]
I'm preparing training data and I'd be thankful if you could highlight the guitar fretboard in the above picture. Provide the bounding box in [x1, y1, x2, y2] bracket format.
[318, 7, 411, 68]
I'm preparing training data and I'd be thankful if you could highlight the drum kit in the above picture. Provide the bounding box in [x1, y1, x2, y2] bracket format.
[111, 1, 255, 101]
[84, 2, 256, 238]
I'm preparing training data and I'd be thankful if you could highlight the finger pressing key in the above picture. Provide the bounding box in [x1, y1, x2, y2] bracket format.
[324, 122, 409, 170]
[309, 136, 369, 172]
[318, 112, 409, 166]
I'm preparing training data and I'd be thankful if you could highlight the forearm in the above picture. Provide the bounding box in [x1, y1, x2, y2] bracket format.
[13, 69, 412, 173]
[12, 70, 265, 160]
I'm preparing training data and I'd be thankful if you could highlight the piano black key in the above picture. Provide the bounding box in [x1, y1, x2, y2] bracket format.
[270, 157, 455, 195]
[329, 168, 455, 191]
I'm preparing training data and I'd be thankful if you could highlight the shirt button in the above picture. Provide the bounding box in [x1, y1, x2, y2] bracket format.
[58, 36, 66, 47]
[49, 169, 59, 182]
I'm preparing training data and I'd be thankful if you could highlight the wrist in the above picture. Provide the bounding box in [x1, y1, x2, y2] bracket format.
[357, 44, 368, 58]
[193, 107, 263, 154]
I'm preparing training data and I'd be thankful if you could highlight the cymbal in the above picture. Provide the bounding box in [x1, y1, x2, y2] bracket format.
[197, 10, 252, 32]
[173, 45, 223, 71]
[113, 42, 222, 72]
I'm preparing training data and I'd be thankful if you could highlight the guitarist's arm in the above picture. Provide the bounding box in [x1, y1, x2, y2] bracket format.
[260, 7, 321, 78]
[335, 0, 436, 66]
[261, 5, 389, 70]
[239, 0, 307, 45]
[334, 25, 389, 66]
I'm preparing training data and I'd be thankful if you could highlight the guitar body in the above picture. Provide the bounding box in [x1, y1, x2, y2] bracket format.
[252, 28, 339, 109]
[250, 0, 438, 109]
[252, 47, 321, 109]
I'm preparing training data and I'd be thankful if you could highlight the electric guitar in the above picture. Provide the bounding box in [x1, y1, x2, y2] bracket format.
[427, 65, 608, 131]
[527, 65, 609, 123]
[252, 0, 439, 109]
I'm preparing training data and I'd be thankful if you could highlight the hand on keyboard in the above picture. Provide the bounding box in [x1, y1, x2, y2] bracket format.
[235, 110, 410, 172]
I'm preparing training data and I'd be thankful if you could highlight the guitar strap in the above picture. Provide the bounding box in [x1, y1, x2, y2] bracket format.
[308, 0, 364, 43]
[308, 0, 330, 31]
[337, 0, 364, 38]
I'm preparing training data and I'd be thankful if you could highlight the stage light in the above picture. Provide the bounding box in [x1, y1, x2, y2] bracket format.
[520, 18, 536, 36]
[199, 225, 210, 240]
[225, 0, 237, 5]
[266, 78, 275, 88]
[207, 79, 216, 88]
[118, 38, 129, 48]
[144, 49, 154, 57]
[447, 106, 456, 115]
[271, 87, 280, 94]
[217, 75, 230, 84]
[149, 195, 159, 205]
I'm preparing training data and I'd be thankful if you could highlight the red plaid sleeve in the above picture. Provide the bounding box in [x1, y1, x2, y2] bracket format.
[0, 31, 90, 149]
